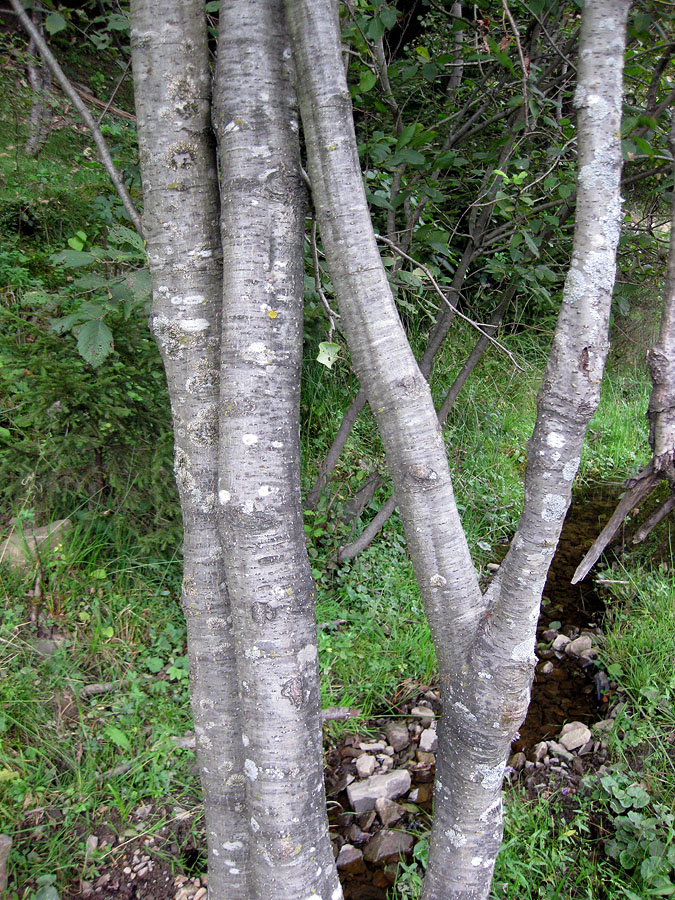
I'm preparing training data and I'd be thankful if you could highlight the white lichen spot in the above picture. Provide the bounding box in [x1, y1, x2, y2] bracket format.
[563, 457, 580, 482]
[244, 646, 262, 660]
[229, 868, 240, 875]
[479, 797, 503, 823]
[258, 485, 273, 497]
[223, 120, 239, 135]
[551, 450, 561, 462]
[471, 856, 483, 867]
[219, 489, 231, 505]
[250, 816, 260, 832]
[199, 697, 215, 711]
[453, 701, 477, 724]
[242, 733, 249, 747]
[298, 644, 317, 667]
[512, 637, 535, 663]
[542, 493, 566, 523]
[272, 440, 283, 449]
[243, 341, 274, 366]
[242, 434, 259, 446]
[242, 499, 254, 514]
[180, 318, 209, 333]
[444, 827, 467, 848]
[478, 671, 493, 681]
[475, 761, 506, 792]
[429, 574, 447, 587]
[546, 432, 565, 449]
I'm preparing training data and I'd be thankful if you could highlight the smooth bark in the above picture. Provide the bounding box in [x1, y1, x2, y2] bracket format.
[213, 3, 341, 898]
[24, 5, 52, 158]
[129, 4, 250, 895]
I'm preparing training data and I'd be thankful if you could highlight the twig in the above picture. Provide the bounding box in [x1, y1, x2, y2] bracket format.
[311, 217, 339, 342]
[9, 0, 144, 238]
[80, 680, 125, 697]
[97, 57, 132, 125]
[502, 0, 529, 129]
[375, 234, 523, 371]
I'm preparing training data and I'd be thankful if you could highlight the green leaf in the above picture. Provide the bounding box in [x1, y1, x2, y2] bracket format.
[379, 7, 397, 29]
[100, 625, 114, 639]
[522, 231, 540, 257]
[127, 268, 153, 300]
[205, 1, 220, 9]
[103, 725, 130, 751]
[366, 16, 386, 42]
[106, 13, 129, 31]
[390, 148, 425, 166]
[34, 886, 60, 900]
[415, 46, 430, 60]
[51, 249, 98, 268]
[51, 312, 84, 335]
[77, 320, 114, 368]
[109, 224, 146, 254]
[145, 656, 164, 673]
[74, 274, 111, 290]
[45, 11, 67, 34]
[317, 342, 340, 369]
[0, 427, 10, 441]
[359, 70, 378, 93]
[92, 568, 108, 580]
[396, 123, 417, 150]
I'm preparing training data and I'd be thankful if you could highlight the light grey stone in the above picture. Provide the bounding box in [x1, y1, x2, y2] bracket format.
[346, 769, 412, 813]
[360, 740, 386, 752]
[363, 829, 413, 864]
[385, 723, 410, 751]
[336, 844, 365, 873]
[559, 721, 592, 751]
[547, 741, 574, 762]
[592, 718, 614, 735]
[419, 727, 438, 753]
[565, 635, 593, 657]
[529, 741, 548, 763]
[410, 705, 435, 724]
[375, 797, 406, 827]
[551, 634, 571, 652]
[356, 754, 376, 779]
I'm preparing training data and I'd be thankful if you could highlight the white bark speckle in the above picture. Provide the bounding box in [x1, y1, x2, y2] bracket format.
[180, 318, 210, 332]
[242, 434, 259, 446]
[244, 646, 262, 659]
[250, 816, 260, 832]
[479, 797, 502, 823]
[298, 643, 317, 667]
[272, 440, 283, 448]
[546, 432, 565, 448]
[512, 637, 535, 662]
[453, 701, 477, 724]
[222, 841, 244, 851]
[219, 489, 231, 505]
[171, 293, 205, 306]
[243, 341, 275, 366]
[430, 574, 447, 586]
[258, 485, 273, 497]
[244, 759, 258, 781]
[471, 857, 483, 867]
[242, 733, 249, 747]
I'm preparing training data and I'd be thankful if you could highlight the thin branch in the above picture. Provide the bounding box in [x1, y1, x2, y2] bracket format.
[10, 0, 144, 238]
[375, 234, 523, 371]
[310, 217, 339, 343]
[502, 0, 529, 129]
[97, 57, 132, 125]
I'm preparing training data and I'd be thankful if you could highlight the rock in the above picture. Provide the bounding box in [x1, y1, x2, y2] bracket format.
[565, 635, 593, 657]
[507, 751, 526, 773]
[559, 721, 592, 751]
[0, 518, 71, 569]
[411, 782, 433, 804]
[347, 770, 412, 813]
[386, 723, 410, 751]
[416, 750, 435, 765]
[537, 661, 554, 675]
[375, 797, 406, 827]
[379, 756, 394, 772]
[419, 728, 438, 753]
[528, 741, 548, 764]
[592, 718, 614, 735]
[542, 629, 559, 642]
[360, 741, 386, 752]
[356, 754, 376, 778]
[547, 741, 574, 762]
[85, 834, 99, 857]
[363, 830, 414, 864]
[0, 835, 11, 894]
[594, 671, 611, 699]
[410, 705, 435, 724]
[551, 634, 571, 653]
[336, 844, 366, 874]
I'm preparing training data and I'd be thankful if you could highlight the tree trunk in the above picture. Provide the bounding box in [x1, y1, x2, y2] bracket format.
[213, 3, 341, 898]
[129, 4, 250, 896]
[286, 2, 629, 899]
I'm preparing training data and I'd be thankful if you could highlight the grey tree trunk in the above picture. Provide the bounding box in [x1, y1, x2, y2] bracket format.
[285, 2, 629, 899]
[129, 3, 250, 896]
[213, 3, 342, 899]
